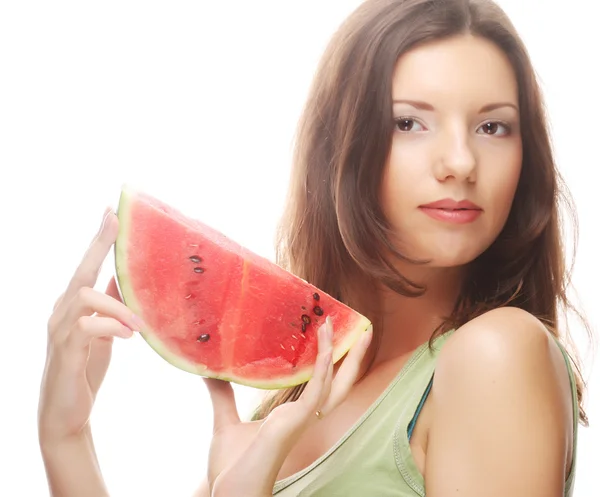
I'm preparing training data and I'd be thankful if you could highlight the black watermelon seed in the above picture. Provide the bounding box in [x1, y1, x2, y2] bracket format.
[313, 306, 324, 316]
[197, 334, 210, 342]
[301, 323, 307, 333]
[313, 293, 320, 301]
[189, 255, 202, 263]
[193, 267, 205, 273]
[301, 314, 311, 324]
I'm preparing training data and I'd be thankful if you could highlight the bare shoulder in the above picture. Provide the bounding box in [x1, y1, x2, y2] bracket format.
[434, 306, 574, 420]
[423, 307, 575, 496]
[440, 307, 563, 366]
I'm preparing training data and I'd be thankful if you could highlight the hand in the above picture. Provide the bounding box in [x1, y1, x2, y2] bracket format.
[38, 208, 142, 446]
[204, 316, 373, 497]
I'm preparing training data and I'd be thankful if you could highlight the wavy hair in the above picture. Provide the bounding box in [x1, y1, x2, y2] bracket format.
[253, 0, 590, 425]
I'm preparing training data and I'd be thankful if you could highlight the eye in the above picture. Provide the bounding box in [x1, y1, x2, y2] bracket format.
[477, 121, 511, 136]
[394, 117, 426, 133]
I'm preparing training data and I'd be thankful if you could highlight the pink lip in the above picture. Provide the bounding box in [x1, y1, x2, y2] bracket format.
[420, 198, 482, 210]
[419, 198, 483, 224]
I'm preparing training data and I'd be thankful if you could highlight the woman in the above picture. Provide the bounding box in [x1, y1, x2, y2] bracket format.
[38, 0, 590, 495]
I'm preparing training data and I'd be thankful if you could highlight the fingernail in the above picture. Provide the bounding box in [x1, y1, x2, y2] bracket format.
[131, 314, 145, 330]
[326, 316, 333, 340]
[120, 326, 134, 338]
[318, 321, 326, 338]
[100, 208, 112, 232]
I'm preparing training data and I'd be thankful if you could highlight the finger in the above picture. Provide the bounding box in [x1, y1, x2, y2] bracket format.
[297, 317, 334, 415]
[52, 209, 113, 314]
[62, 208, 117, 305]
[202, 378, 241, 432]
[105, 276, 124, 303]
[85, 279, 125, 396]
[322, 324, 373, 413]
[55, 286, 141, 340]
[213, 320, 338, 495]
[226, 325, 335, 493]
[219, 333, 334, 497]
[319, 318, 335, 406]
[86, 333, 115, 395]
[64, 315, 133, 353]
[53, 292, 65, 312]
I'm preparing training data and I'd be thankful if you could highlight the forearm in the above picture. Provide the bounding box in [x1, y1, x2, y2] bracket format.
[40, 429, 109, 497]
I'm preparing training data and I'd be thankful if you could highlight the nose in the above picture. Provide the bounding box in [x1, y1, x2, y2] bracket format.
[434, 127, 477, 183]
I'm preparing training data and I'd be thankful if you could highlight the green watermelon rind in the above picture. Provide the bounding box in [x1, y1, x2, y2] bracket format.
[113, 185, 373, 389]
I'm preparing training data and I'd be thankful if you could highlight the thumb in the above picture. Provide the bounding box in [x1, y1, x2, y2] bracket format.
[105, 276, 123, 303]
[203, 378, 241, 432]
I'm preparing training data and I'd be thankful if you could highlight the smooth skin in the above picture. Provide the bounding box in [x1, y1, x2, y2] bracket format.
[38, 209, 373, 497]
[39, 208, 139, 497]
[40, 35, 575, 497]
[194, 35, 574, 496]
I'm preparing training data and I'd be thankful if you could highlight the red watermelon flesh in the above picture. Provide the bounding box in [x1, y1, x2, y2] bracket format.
[114, 185, 372, 389]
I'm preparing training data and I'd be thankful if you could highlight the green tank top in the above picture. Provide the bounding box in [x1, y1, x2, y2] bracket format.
[272, 330, 579, 496]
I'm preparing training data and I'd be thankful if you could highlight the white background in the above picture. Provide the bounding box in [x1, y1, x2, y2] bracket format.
[1, 0, 598, 495]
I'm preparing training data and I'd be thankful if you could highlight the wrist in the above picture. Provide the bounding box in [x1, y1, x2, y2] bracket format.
[40, 428, 109, 497]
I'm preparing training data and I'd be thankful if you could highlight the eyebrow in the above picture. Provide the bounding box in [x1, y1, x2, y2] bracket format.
[392, 99, 519, 113]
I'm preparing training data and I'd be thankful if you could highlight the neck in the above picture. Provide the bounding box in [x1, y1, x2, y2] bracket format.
[369, 264, 464, 364]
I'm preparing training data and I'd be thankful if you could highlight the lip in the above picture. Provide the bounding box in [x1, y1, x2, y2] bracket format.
[418, 198, 483, 224]
[419, 198, 482, 210]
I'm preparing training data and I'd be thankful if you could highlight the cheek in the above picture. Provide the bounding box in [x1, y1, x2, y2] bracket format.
[483, 144, 523, 228]
[380, 140, 429, 228]
[379, 139, 523, 266]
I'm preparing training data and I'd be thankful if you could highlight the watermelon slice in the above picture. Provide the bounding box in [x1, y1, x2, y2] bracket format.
[114, 185, 371, 389]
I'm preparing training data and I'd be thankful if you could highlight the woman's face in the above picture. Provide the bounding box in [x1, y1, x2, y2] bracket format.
[380, 34, 522, 268]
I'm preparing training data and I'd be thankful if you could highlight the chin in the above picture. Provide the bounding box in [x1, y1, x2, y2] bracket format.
[425, 255, 477, 269]
[408, 242, 490, 269]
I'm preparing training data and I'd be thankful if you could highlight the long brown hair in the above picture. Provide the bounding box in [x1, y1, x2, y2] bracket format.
[253, 0, 591, 425]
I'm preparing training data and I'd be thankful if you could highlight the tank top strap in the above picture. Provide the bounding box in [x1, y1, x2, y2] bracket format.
[392, 330, 455, 496]
[392, 330, 580, 497]
[552, 337, 580, 496]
